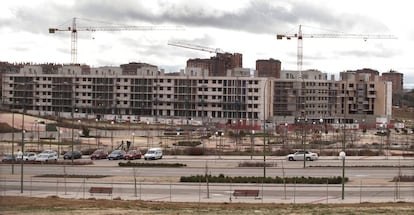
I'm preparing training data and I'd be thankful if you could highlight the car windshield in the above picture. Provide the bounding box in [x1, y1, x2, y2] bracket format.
[38, 154, 48, 158]
[127, 151, 136, 154]
[93, 150, 103, 154]
[147, 150, 155, 154]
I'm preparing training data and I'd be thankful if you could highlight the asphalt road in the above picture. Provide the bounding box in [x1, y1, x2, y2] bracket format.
[1, 156, 413, 203]
[2, 176, 413, 204]
[1, 156, 413, 179]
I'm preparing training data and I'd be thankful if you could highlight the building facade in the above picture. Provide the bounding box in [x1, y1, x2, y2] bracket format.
[187, 53, 242, 77]
[381, 70, 403, 93]
[1, 63, 392, 126]
[1, 63, 269, 126]
[256, 58, 281, 78]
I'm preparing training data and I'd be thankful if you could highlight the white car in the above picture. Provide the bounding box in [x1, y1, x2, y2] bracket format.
[35, 153, 58, 162]
[144, 148, 163, 160]
[22, 152, 37, 161]
[40, 150, 57, 156]
[287, 151, 319, 161]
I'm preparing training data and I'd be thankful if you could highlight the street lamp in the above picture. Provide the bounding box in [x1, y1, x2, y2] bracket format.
[132, 132, 135, 150]
[250, 130, 255, 160]
[95, 118, 99, 147]
[284, 123, 288, 146]
[57, 129, 62, 159]
[220, 132, 224, 159]
[339, 151, 346, 200]
[11, 111, 15, 174]
[215, 131, 224, 159]
[263, 79, 269, 178]
[319, 118, 324, 154]
[146, 120, 150, 149]
[110, 121, 114, 150]
[299, 116, 308, 169]
[20, 128, 25, 193]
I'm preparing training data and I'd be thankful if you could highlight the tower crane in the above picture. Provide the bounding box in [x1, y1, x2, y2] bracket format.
[276, 25, 397, 72]
[167, 40, 227, 54]
[49, 17, 184, 64]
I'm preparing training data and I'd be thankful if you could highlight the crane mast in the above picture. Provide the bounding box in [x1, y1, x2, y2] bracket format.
[277, 25, 397, 73]
[49, 17, 184, 64]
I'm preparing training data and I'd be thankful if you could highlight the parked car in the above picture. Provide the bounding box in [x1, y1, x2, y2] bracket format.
[40, 150, 57, 156]
[144, 147, 163, 160]
[22, 152, 37, 161]
[2, 155, 16, 162]
[107, 150, 126, 160]
[90, 149, 108, 160]
[35, 153, 58, 162]
[63, 150, 82, 160]
[123, 150, 142, 160]
[286, 151, 319, 161]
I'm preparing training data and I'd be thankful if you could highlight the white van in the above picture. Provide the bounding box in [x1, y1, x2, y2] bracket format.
[144, 148, 163, 160]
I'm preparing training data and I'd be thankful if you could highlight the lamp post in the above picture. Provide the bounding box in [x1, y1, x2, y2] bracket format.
[11, 110, 15, 174]
[300, 116, 308, 169]
[250, 130, 255, 160]
[132, 132, 135, 150]
[215, 131, 219, 158]
[284, 123, 288, 146]
[146, 121, 150, 149]
[110, 121, 114, 151]
[215, 131, 223, 159]
[57, 129, 62, 159]
[319, 118, 323, 154]
[220, 132, 224, 159]
[263, 80, 269, 178]
[20, 128, 25, 193]
[339, 151, 346, 200]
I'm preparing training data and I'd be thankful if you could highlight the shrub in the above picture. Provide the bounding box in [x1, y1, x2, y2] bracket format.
[180, 174, 348, 184]
[174, 141, 202, 147]
[185, 147, 204, 155]
[81, 148, 98, 155]
[118, 161, 186, 167]
[238, 161, 276, 167]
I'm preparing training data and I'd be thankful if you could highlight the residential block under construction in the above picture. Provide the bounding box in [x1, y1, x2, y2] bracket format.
[0, 57, 397, 128]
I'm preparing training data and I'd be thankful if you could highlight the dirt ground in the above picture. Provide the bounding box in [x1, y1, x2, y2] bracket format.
[0, 196, 413, 215]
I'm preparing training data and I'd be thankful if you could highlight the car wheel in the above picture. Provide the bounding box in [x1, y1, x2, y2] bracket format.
[288, 157, 294, 161]
[306, 157, 311, 161]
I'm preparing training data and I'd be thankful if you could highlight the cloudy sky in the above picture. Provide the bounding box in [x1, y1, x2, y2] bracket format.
[1, 0, 413, 88]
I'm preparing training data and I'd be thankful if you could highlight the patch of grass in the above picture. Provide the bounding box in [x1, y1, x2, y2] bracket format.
[1, 196, 413, 215]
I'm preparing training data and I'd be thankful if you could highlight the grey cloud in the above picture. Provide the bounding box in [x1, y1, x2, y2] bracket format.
[1, 0, 391, 37]
[335, 44, 399, 58]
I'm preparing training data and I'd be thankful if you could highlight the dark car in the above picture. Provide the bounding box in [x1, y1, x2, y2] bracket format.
[107, 150, 126, 160]
[2, 155, 16, 162]
[90, 149, 108, 160]
[123, 150, 142, 160]
[63, 150, 82, 160]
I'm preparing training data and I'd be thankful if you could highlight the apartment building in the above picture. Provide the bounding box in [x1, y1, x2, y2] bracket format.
[338, 71, 392, 124]
[273, 70, 338, 124]
[381, 70, 403, 93]
[256, 58, 281, 78]
[1, 63, 270, 126]
[1, 63, 392, 126]
[187, 52, 242, 76]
